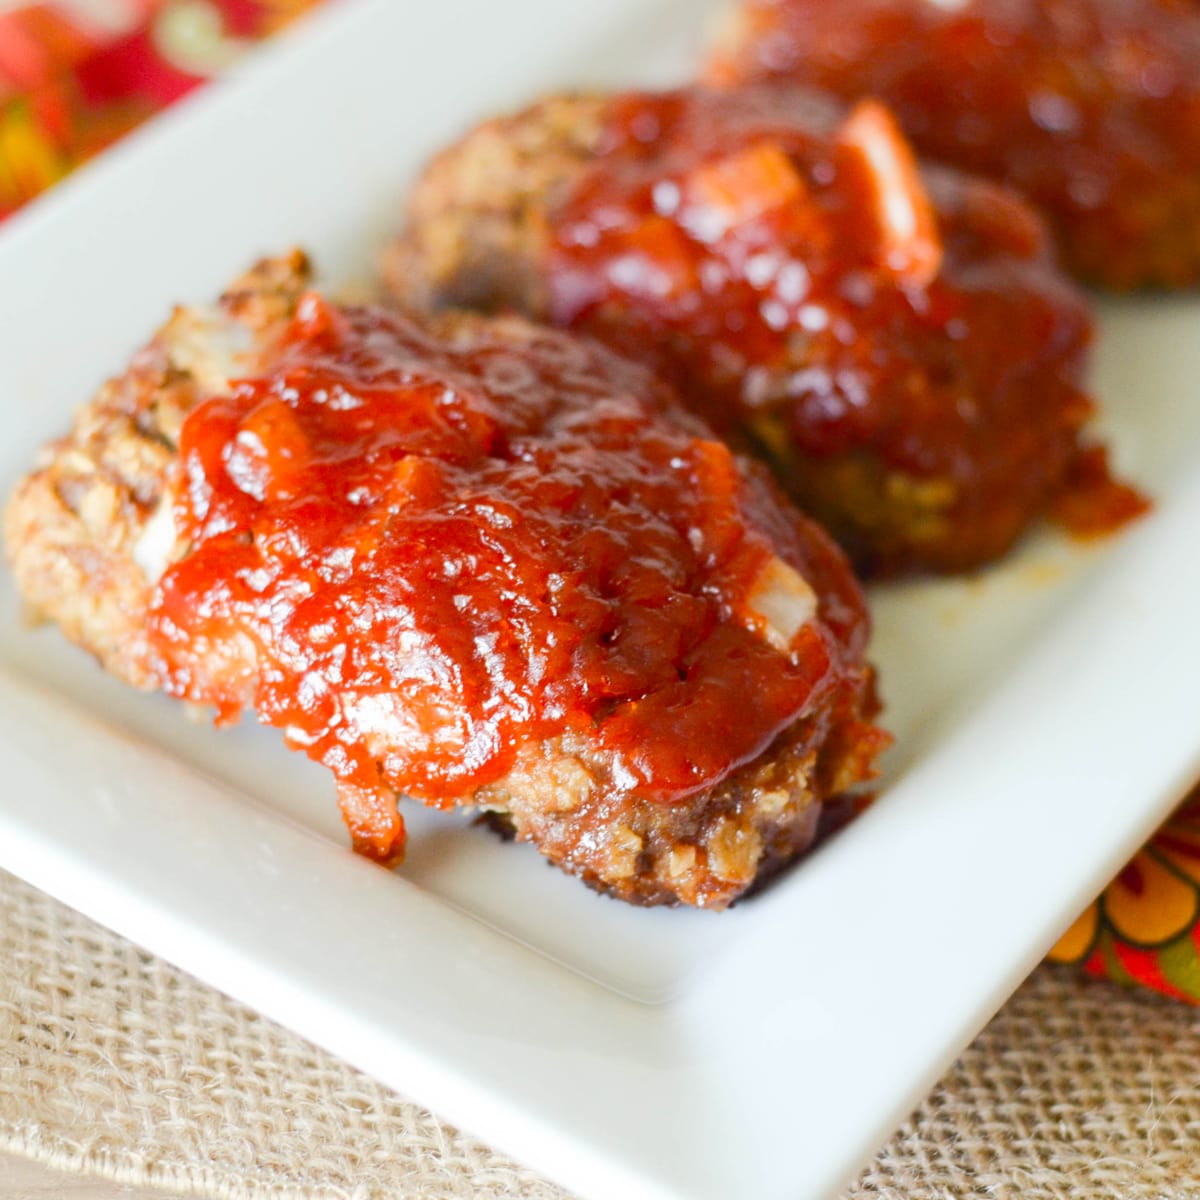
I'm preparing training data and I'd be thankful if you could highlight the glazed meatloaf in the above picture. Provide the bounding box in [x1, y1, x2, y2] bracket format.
[705, 0, 1200, 290]
[4, 252, 887, 909]
[386, 85, 1144, 576]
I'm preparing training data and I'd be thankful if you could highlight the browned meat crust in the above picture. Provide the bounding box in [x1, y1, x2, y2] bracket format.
[4, 253, 885, 909]
[387, 96, 608, 318]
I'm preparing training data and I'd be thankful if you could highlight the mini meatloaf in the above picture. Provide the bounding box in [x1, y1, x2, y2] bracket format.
[4, 251, 887, 909]
[706, 0, 1200, 290]
[386, 86, 1144, 575]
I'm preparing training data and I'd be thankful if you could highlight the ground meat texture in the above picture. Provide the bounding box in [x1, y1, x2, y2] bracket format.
[386, 86, 1144, 576]
[4, 253, 886, 910]
[705, 0, 1200, 290]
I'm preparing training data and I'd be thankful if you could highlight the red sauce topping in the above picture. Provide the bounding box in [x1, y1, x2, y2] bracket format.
[545, 87, 1093, 481]
[708, 0, 1200, 289]
[1051, 444, 1151, 536]
[144, 297, 861, 857]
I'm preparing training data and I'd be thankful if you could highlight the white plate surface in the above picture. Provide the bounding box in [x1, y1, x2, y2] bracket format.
[1, 2, 1199, 1197]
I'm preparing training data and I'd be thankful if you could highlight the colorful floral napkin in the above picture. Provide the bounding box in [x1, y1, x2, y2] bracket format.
[0, 1, 320, 219]
[1049, 786, 1200, 998]
[2, 0, 1197, 1004]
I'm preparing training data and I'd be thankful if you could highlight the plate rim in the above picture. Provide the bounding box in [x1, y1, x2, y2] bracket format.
[1, 4, 1198, 1199]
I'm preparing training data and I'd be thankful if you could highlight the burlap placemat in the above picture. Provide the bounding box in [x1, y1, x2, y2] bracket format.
[2, 866, 1198, 1200]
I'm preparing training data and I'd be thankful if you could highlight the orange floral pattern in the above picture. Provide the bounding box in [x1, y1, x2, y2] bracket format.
[0, 0, 325, 221]
[1050, 788, 1200, 1003]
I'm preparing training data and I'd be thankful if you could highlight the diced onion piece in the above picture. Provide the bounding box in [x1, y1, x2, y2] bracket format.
[165, 305, 257, 394]
[744, 555, 818, 653]
[683, 141, 806, 243]
[609, 216, 701, 300]
[234, 396, 313, 502]
[839, 100, 943, 286]
[134, 497, 179, 584]
[374, 455, 446, 521]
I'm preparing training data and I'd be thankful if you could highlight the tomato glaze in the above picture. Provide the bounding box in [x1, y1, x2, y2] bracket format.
[144, 297, 863, 855]
[546, 86, 1095, 480]
[706, 0, 1200, 287]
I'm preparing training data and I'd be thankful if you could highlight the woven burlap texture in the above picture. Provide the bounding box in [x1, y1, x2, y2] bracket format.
[2, 867, 1198, 1200]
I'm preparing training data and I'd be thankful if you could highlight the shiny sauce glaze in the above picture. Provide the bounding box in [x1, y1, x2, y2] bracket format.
[706, 0, 1200, 286]
[144, 297, 866, 860]
[545, 87, 1144, 533]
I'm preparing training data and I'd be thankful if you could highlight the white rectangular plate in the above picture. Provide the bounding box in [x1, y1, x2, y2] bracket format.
[1, 3, 1199, 1197]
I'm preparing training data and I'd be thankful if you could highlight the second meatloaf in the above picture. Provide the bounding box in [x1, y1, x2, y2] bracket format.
[386, 85, 1145, 575]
